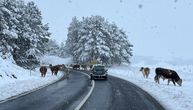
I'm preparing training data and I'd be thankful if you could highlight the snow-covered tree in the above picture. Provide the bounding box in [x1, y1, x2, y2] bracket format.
[59, 42, 68, 57]
[0, 0, 50, 68]
[65, 17, 81, 55]
[65, 15, 133, 65]
[0, 0, 18, 61]
[44, 39, 60, 55]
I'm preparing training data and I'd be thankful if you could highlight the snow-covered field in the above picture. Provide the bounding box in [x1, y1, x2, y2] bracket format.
[109, 56, 193, 110]
[0, 55, 72, 102]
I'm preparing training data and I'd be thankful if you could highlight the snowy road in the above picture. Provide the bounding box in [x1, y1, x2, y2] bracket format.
[0, 70, 165, 110]
[0, 71, 90, 110]
[81, 75, 165, 110]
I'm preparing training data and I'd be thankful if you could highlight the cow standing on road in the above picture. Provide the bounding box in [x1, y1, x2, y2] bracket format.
[154, 67, 182, 86]
[73, 64, 80, 70]
[49, 64, 59, 76]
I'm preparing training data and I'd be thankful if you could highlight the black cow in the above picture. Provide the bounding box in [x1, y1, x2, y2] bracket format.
[73, 64, 80, 70]
[154, 67, 182, 86]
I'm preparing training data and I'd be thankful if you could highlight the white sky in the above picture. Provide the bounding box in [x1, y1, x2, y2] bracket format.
[24, 0, 193, 59]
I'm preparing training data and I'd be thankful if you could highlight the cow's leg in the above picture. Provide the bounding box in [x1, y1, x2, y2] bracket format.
[168, 79, 173, 85]
[172, 79, 176, 86]
[146, 73, 149, 78]
[154, 75, 157, 83]
[146, 73, 148, 78]
[54, 71, 58, 76]
[51, 70, 53, 75]
[142, 71, 145, 78]
[154, 75, 159, 84]
[167, 79, 170, 85]
[56, 70, 58, 76]
[162, 76, 165, 81]
[158, 76, 160, 84]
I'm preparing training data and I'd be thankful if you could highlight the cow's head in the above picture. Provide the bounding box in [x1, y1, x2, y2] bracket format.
[139, 67, 144, 71]
[176, 79, 182, 86]
[49, 64, 52, 68]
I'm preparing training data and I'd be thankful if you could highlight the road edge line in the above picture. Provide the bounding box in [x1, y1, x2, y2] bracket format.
[74, 71, 95, 110]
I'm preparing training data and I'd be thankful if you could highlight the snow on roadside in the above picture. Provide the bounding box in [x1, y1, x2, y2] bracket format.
[108, 57, 193, 110]
[0, 55, 72, 101]
[0, 72, 62, 101]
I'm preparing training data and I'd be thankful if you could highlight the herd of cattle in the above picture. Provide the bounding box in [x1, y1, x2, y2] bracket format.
[40, 64, 182, 87]
[140, 67, 182, 86]
[39, 64, 65, 77]
[39, 64, 92, 77]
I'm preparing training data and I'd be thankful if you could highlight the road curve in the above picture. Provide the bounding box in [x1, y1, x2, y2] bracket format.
[81, 75, 165, 110]
[0, 71, 90, 110]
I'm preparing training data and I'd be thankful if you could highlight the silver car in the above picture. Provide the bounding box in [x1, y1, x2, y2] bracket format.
[90, 65, 108, 80]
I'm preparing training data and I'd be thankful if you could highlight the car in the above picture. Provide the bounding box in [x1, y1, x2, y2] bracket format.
[90, 65, 108, 80]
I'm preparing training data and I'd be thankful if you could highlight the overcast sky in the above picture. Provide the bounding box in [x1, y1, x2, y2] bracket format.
[24, 0, 193, 59]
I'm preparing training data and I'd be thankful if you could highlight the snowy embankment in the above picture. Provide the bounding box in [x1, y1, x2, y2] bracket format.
[0, 55, 72, 101]
[109, 56, 193, 110]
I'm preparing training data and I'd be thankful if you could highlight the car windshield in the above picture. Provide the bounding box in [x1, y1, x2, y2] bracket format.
[93, 66, 105, 71]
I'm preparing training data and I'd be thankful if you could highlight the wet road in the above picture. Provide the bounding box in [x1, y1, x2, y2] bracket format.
[0, 71, 90, 110]
[0, 70, 165, 110]
[81, 75, 165, 110]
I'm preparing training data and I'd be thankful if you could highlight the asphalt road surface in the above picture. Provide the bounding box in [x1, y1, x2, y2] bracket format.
[81, 75, 165, 110]
[0, 70, 90, 110]
[0, 70, 165, 110]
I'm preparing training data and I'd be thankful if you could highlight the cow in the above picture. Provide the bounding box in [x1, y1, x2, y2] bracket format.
[73, 64, 80, 70]
[81, 65, 87, 70]
[89, 65, 93, 70]
[56, 64, 66, 70]
[40, 66, 47, 77]
[49, 64, 59, 76]
[154, 67, 182, 86]
[139, 67, 150, 78]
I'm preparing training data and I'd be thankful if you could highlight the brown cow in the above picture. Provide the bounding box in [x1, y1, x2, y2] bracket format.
[154, 67, 182, 86]
[139, 67, 150, 78]
[49, 64, 59, 76]
[40, 66, 47, 77]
